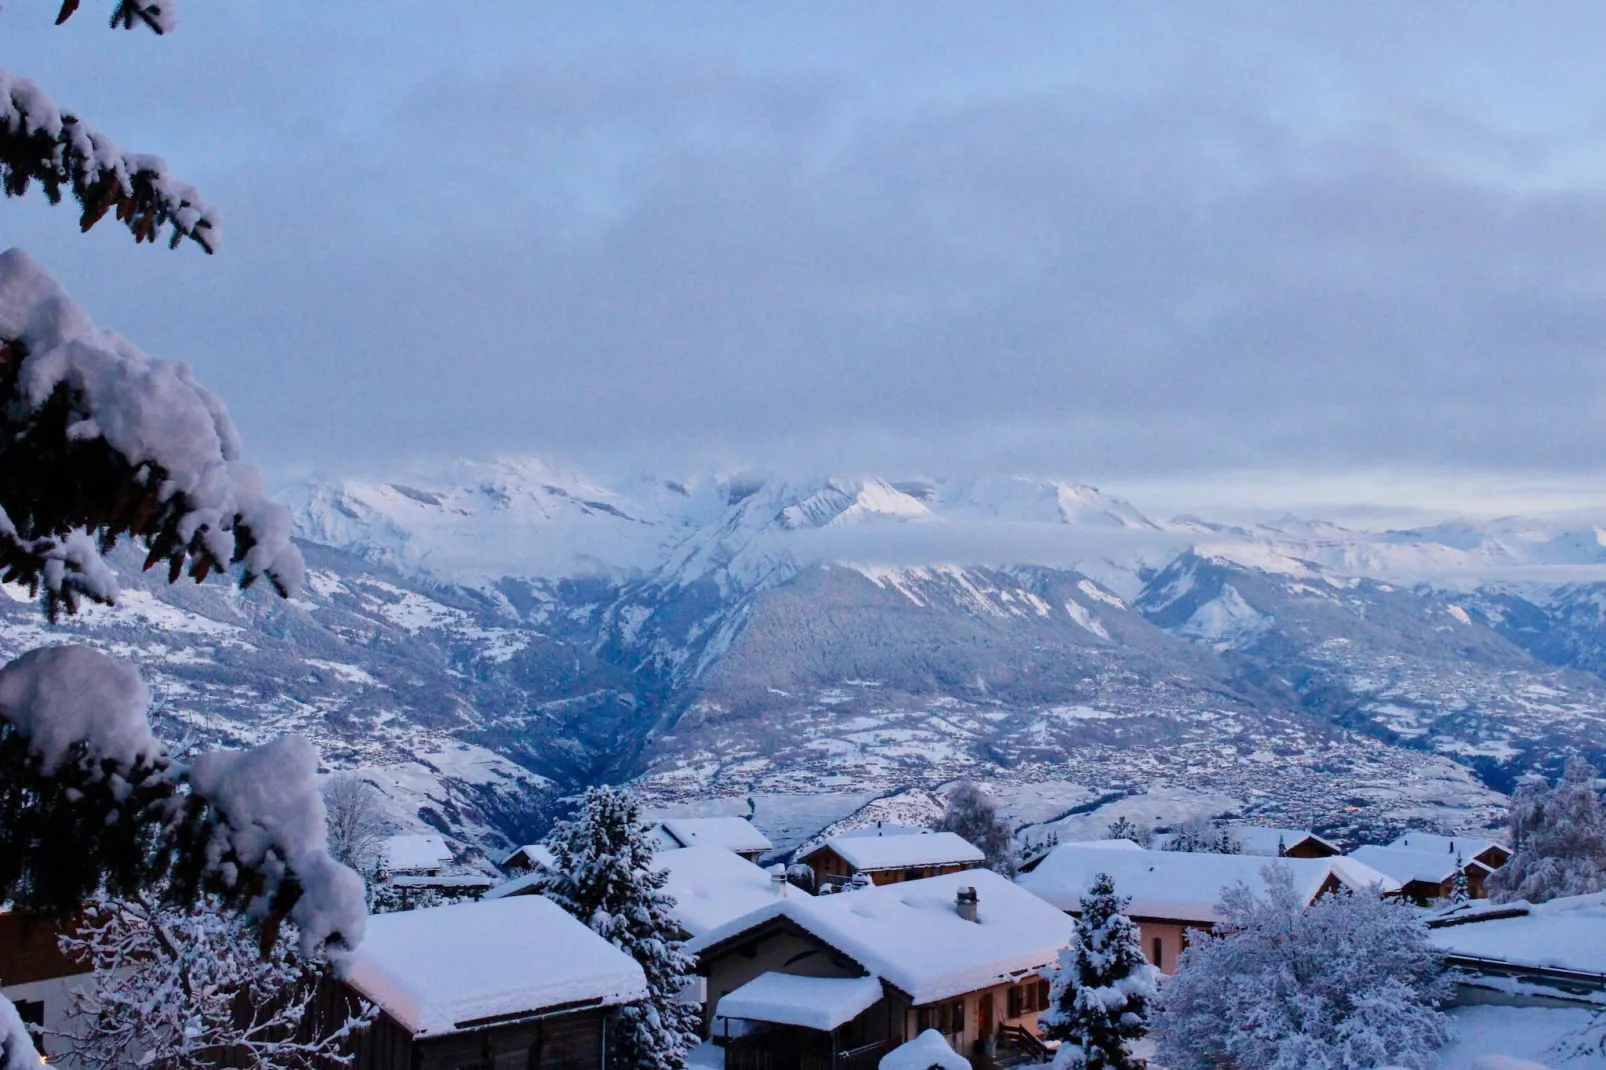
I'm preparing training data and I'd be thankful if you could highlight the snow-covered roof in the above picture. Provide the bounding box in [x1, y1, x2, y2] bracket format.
[1058, 839, 1145, 852]
[652, 817, 773, 856]
[688, 870, 1075, 1006]
[879, 1029, 972, 1070]
[1232, 827, 1339, 857]
[387, 874, 495, 890]
[799, 831, 985, 873]
[1389, 832, 1506, 860]
[344, 897, 647, 1036]
[656, 845, 792, 937]
[1348, 846, 1468, 885]
[715, 973, 884, 1031]
[1016, 847, 1400, 923]
[503, 844, 556, 871]
[481, 870, 543, 901]
[383, 833, 453, 873]
[1431, 892, 1606, 977]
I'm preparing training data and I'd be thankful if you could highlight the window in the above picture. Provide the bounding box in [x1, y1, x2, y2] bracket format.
[944, 998, 965, 1036]
[1007, 985, 1023, 1020]
[904, 868, 924, 882]
[1152, 936, 1164, 970]
[1034, 979, 1050, 1012]
[14, 1001, 44, 1054]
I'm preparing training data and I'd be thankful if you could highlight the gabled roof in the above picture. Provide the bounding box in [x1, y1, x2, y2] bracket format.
[1233, 826, 1340, 857]
[715, 973, 885, 1031]
[1348, 845, 1483, 886]
[382, 833, 453, 872]
[797, 831, 985, 873]
[1388, 832, 1507, 861]
[688, 869, 1074, 1007]
[651, 817, 773, 855]
[503, 844, 556, 871]
[344, 897, 647, 1036]
[656, 845, 795, 937]
[1016, 846, 1399, 923]
[1430, 892, 1606, 978]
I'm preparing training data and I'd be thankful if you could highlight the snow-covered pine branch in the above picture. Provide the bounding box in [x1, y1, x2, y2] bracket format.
[53, 887, 374, 1070]
[0, 645, 367, 956]
[0, 250, 302, 618]
[1151, 863, 1452, 1070]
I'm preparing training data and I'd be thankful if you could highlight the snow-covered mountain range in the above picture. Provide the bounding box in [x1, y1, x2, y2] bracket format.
[10, 456, 1606, 859]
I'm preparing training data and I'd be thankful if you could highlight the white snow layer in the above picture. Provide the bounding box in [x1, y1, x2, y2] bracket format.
[1348, 845, 1468, 885]
[343, 897, 648, 1036]
[0, 644, 158, 774]
[688, 870, 1075, 1007]
[382, 833, 454, 873]
[879, 1029, 971, 1070]
[188, 735, 368, 953]
[1231, 826, 1339, 857]
[805, 831, 985, 873]
[651, 816, 773, 855]
[715, 973, 884, 1032]
[0, 994, 43, 1070]
[0, 250, 301, 595]
[1390, 832, 1505, 859]
[655, 846, 793, 937]
[1432, 890, 1606, 976]
[1017, 847, 1399, 922]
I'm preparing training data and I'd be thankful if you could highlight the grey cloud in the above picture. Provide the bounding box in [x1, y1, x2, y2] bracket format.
[4, 3, 1606, 486]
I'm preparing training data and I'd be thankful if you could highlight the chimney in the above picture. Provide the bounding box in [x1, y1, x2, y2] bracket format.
[770, 871, 788, 899]
[956, 886, 979, 923]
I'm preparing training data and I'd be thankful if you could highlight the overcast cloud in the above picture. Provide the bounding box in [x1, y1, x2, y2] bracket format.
[4, 2, 1606, 506]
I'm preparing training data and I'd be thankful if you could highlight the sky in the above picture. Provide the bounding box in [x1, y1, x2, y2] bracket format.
[5, 2, 1606, 517]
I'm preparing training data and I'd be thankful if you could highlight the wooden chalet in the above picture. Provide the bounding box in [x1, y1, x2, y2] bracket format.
[338, 896, 646, 1070]
[648, 817, 774, 863]
[686, 870, 1070, 1066]
[1232, 826, 1342, 859]
[1348, 845, 1494, 905]
[795, 831, 984, 891]
[1016, 843, 1400, 972]
[1389, 832, 1512, 872]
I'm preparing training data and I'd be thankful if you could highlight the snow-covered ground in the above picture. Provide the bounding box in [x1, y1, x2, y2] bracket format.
[1437, 1004, 1603, 1069]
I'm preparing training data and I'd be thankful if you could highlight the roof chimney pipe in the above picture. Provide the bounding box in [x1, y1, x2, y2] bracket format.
[956, 886, 979, 923]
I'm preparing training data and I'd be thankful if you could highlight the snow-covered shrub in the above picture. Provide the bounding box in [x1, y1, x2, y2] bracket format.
[54, 887, 375, 1070]
[1151, 863, 1452, 1070]
[1489, 756, 1606, 904]
[1161, 816, 1241, 854]
[935, 780, 1016, 875]
[539, 786, 700, 1070]
[1040, 872, 1159, 1070]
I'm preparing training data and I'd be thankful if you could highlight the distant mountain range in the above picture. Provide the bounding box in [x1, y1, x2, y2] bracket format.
[9, 456, 1606, 859]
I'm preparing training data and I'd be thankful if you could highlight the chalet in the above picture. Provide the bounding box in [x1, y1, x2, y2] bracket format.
[502, 844, 557, 874]
[796, 831, 984, 891]
[339, 896, 647, 1070]
[1232, 826, 1341, 859]
[1389, 831, 1511, 871]
[381, 832, 455, 876]
[1348, 845, 1493, 904]
[649, 817, 774, 863]
[0, 910, 89, 1063]
[1428, 892, 1606, 1007]
[1015, 844, 1399, 972]
[686, 869, 1072, 1066]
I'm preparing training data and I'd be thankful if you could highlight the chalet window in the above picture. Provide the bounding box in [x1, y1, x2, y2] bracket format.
[944, 998, 965, 1036]
[1033, 980, 1050, 1013]
[904, 868, 924, 882]
[14, 1001, 44, 1054]
[1007, 985, 1023, 1019]
[1152, 936, 1164, 970]
[916, 1006, 933, 1033]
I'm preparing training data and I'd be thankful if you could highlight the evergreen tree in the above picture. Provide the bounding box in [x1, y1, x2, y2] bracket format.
[1488, 755, 1606, 904]
[935, 780, 1016, 876]
[1161, 816, 1239, 854]
[1040, 873, 1159, 1070]
[1105, 817, 1140, 842]
[1448, 855, 1469, 905]
[539, 786, 700, 1070]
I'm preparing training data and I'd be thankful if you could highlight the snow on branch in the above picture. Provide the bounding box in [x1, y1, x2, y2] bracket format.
[1, 71, 212, 251]
[0, 997, 42, 1070]
[0, 645, 366, 957]
[0, 249, 303, 618]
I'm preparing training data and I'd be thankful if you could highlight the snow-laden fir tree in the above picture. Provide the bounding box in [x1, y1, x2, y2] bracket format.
[539, 786, 700, 1070]
[1447, 855, 1470, 905]
[0, 8, 365, 1065]
[1488, 755, 1606, 904]
[1151, 864, 1451, 1070]
[935, 780, 1016, 875]
[1105, 817, 1141, 842]
[54, 887, 374, 1070]
[1039, 872, 1160, 1070]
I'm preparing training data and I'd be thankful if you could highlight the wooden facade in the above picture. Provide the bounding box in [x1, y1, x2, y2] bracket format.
[802, 848, 976, 892]
[335, 989, 610, 1070]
